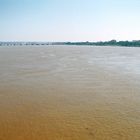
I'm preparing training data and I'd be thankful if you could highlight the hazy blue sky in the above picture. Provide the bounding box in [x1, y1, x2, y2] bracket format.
[0, 0, 140, 41]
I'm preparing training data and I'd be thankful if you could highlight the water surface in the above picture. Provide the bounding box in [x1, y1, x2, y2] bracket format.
[0, 45, 140, 140]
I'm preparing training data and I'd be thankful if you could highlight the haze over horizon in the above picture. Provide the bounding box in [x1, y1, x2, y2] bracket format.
[0, 0, 140, 42]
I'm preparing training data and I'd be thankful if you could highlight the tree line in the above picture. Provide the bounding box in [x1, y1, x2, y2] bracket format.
[65, 40, 140, 47]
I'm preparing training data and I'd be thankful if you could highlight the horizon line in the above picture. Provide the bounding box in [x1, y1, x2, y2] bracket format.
[0, 39, 140, 43]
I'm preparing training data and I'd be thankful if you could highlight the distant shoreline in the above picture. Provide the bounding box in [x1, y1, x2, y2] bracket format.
[0, 40, 140, 47]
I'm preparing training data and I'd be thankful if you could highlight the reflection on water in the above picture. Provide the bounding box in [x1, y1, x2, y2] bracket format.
[0, 46, 140, 140]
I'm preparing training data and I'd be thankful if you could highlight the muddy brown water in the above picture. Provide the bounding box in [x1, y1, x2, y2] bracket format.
[0, 46, 140, 140]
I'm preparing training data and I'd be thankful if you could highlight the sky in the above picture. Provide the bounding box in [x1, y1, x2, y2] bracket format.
[0, 0, 140, 42]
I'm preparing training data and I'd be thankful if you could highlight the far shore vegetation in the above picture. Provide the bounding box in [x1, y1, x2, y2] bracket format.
[0, 40, 140, 47]
[65, 40, 140, 47]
